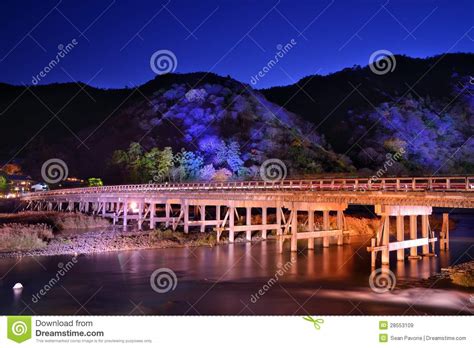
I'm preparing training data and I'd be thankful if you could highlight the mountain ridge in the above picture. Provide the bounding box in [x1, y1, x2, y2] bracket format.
[0, 53, 472, 182]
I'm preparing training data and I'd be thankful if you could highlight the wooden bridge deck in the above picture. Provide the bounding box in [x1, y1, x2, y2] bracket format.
[20, 176, 473, 267]
[22, 176, 474, 208]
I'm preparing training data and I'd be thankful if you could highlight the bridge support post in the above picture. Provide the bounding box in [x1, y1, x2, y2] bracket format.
[382, 216, 390, 265]
[123, 200, 128, 231]
[396, 215, 405, 261]
[102, 201, 106, 218]
[216, 205, 221, 230]
[150, 203, 156, 230]
[113, 202, 118, 225]
[421, 215, 429, 255]
[183, 200, 189, 234]
[229, 204, 235, 243]
[371, 238, 376, 268]
[307, 209, 314, 250]
[246, 207, 252, 241]
[200, 205, 206, 233]
[322, 211, 330, 248]
[138, 201, 143, 231]
[165, 202, 171, 228]
[291, 206, 298, 252]
[336, 210, 344, 246]
[261, 207, 267, 240]
[374, 205, 434, 266]
[440, 213, 449, 251]
[409, 215, 418, 258]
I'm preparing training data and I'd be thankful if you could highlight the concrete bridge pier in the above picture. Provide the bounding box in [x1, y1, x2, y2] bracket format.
[228, 204, 235, 243]
[307, 209, 315, 250]
[336, 210, 344, 246]
[216, 205, 221, 233]
[279, 202, 348, 254]
[408, 215, 418, 259]
[150, 202, 156, 230]
[200, 205, 206, 233]
[371, 205, 436, 266]
[440, 213, 450, 251]
[123, 200, 128, 231]
[183, 200, 189, 234]
[261, 207, 267, 240]
[322, 210, 330, 247]
[290, 205, 298, 252]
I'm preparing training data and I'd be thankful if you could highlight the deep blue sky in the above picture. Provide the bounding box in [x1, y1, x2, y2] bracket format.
[0, 0, 472, 89]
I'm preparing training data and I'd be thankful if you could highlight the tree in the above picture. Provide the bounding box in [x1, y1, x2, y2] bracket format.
[111, 143, 145, 183]
[155, 147, 174, 182]
[127, 142, 144, 182]
[87, 178, 103, 187]
[199, 164, 216, 181]
[213, 140, 244, 174]
[0, 175, 8, 193]
[226, 141, 244, 174]
[175, 149, 204, 181]
[142, 147, 161, 180]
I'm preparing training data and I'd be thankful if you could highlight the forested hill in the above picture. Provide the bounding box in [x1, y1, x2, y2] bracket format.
[262, 53, 474, 174]
[0, 53, 472, 183]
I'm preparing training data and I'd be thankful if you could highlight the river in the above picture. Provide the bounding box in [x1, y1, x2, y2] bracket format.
[0, 214, 473, 315]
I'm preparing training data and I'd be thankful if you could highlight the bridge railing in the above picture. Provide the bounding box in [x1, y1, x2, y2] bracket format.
[22, 176, 474, 199]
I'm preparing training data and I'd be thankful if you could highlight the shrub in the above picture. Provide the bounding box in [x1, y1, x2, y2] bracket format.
[0, 223, 53, 251]
[450, 272, 474, 287]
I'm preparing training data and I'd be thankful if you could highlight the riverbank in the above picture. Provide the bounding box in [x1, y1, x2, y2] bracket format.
[396, 260, 474, 289]
[0, 211, 110, 231]
[0, 212, 110, 254]
[0, 228, 223, 258]
[0, 212, 454, 258]
[0, 214, 381, 258]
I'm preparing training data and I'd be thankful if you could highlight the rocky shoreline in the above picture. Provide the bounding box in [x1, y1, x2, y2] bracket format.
[395, 261, 474, 289]
[0, 228, 248, 258]
[0, 212, 456, 261]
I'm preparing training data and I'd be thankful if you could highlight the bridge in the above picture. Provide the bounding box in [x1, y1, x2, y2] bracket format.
[22, 176, 474, 267]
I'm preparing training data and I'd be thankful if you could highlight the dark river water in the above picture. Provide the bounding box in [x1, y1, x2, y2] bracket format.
[0, 214, 473, 315]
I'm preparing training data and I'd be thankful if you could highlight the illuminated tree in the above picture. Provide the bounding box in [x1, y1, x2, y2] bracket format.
[87, 178, 103, 187]
[0, 175, 8, 193]
[175, 150, 204, 180]
[213, 140, 244, 174]
[199, 164, 216, 181]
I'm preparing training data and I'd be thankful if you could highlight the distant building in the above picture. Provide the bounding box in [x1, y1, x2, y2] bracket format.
[7, 174, 34, 194]
[31, 183, 49, 192]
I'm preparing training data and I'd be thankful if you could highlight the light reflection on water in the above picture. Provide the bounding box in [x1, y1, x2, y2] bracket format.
[0, 215, 472, 315]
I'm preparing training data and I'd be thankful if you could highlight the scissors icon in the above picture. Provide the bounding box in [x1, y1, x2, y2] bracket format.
[303, 316, 325, 330]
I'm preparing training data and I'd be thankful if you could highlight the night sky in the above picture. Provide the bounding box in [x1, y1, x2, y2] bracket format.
[0, 0, 472, 89]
